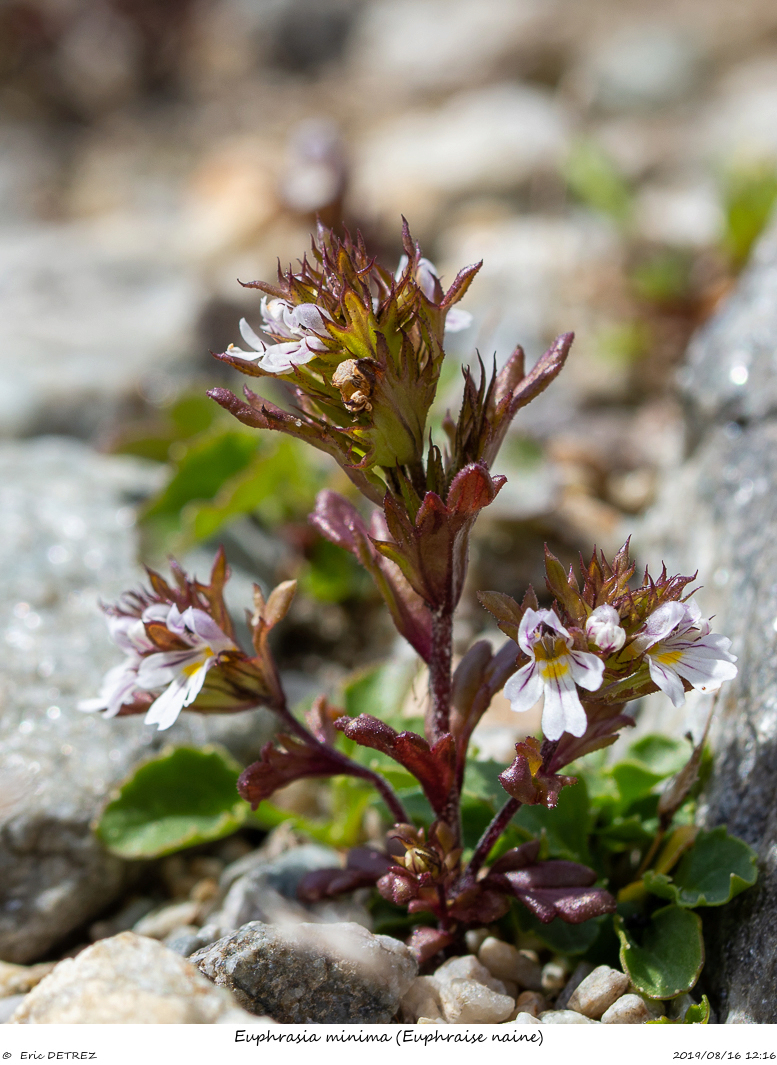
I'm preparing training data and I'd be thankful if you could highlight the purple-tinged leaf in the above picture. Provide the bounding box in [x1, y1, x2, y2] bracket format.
[492, 859, 616, 924]
[237, 735, 345, 809]
[489, 840, 542, 874]
[311, 490, 432, 660]
[297, 848, 393, 902]
[335, 714, 455, 815]
[499, 738, 576, 808]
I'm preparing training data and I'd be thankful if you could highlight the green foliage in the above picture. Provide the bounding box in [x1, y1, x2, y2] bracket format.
[630, 250, 694, 304]
[96, 746, 250, 858]
[616, 905, 704, 999]
[643, 826, 758, 907]
[112, 391, 220, 462]
[564, 139, 633, 225]
[298, 538, 370, 603]
[722, 163, 777, 269]
[514, 779, 593, 864]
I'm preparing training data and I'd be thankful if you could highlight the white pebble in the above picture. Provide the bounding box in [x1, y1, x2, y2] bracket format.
[439, 978, 515, 1024]
[567, 965, 630, 1019]
[600, 994, 654, 1024]
[540, 1009, 599, 1024]
[478, 937, 543, 990]
[435, 954, 507, 994]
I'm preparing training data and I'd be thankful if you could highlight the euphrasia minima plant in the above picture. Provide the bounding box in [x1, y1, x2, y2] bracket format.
[82, 223, 737, 961]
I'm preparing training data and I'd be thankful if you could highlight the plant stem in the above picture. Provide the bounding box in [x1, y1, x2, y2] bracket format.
[429, 606, 454, 743]
[464, 797, 521, 881]
[275, 701, 409, 825]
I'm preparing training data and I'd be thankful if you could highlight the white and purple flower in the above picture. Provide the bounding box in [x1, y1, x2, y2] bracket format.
[636, 600, 737, 708]
[396, 255, 472, 333]
[77, 604, 168, 719]
[136, 606, 237, 731]
[503, 607, 605, 741]
[228, 297, 332, 373]
[79, 604, 236, 731]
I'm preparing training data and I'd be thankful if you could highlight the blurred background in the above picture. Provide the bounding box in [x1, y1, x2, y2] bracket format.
[2, 0, 777, 736]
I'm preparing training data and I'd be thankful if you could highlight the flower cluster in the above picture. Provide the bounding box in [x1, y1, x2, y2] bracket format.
[483, 543, 738, 750]
[79, 551, 280, 731]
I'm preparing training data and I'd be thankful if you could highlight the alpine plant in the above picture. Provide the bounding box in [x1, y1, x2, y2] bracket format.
[83, 221, 737, 963]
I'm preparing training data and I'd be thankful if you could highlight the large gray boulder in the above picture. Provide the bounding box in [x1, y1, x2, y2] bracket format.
[0, 438, 275, 964]
[639, 215, 777, 1023]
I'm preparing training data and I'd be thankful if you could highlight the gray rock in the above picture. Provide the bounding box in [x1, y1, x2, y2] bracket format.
[192, 920, 417, 1023]
[348, 0, 554, 95]
[7, 932, 256, 1024]
[637, 212, 777, 1021]
[0, 222, 203, 438]
[0, 438, 276, 963]
[350, 84, 569, 236]
[579, 26, 699, 112]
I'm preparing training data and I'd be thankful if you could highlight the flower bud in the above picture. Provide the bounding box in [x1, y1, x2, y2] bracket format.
[585, 605, 626, 654]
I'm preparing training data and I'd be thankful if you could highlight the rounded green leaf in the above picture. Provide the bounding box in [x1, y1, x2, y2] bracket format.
[96, 745, 250, 858]
[643, 826, 758, 907]
[616, 905, 704, 999]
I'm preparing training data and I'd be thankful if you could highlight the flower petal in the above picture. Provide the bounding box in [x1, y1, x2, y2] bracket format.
[568, 649, 605, 692]
[647, 656, 687, 707]
[444, 307, 472, 333]
[239, 317, 266, 352]
[541, 669, 587, 741]
[144, 676, 189, 730]
[504, 661, 543, 714]
[639, 601, 687, 648]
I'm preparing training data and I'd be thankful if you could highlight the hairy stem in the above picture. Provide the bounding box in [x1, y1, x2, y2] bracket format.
[464, 797, 521, 881]
[428, 607, 454, 744]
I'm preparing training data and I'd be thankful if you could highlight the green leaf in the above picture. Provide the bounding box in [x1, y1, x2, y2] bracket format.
[514, 779, 592, 864]
[463, 759, 508, 808]
[616, 905, 704, 999]
[684, 996, 711, 1024]
[628, 735, 690, 777]
[184, 437, 325, 543]
[643, 826, 758, 907]
[522, 910, 606, 955]
[96, 746, 249, 858]
[611, 760, 664, 809]
[144, 430, 258, 521]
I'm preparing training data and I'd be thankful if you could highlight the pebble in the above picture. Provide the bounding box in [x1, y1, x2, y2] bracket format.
[478, 937, 544, 990]
[132, 900, 202, 940]
[513, 990, 548, 1018]
[464, 928, 490, 954]
[505, 1011, 541, 1025]
[600, 994, 654, 1024]
[0, 996, 27, 1024]
[193, 921, 417, 1024]
[567, 965, 631, 1019]
[437, 979, 515, 1024]
[435, 954, 508, 995]
[540, 1009, 599, 1024]
[541, 960, 569, 995]
[0, 961, 56, 997]
[7, 932, 257, 1024]
[401, 977, 444, 1023]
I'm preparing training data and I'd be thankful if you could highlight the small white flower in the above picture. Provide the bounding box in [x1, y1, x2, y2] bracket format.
[228, 297, 331, 374]
[585, 604, 626, 654]
[637, 600, 738, 708]
[396, 255, 472, 333]
[77, 610, 161, 718]
[503, 607, 605, 742]
[136, 606, 236, 731]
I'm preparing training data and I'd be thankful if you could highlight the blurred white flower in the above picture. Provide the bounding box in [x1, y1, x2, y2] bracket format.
[397, 254, 472, 333]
